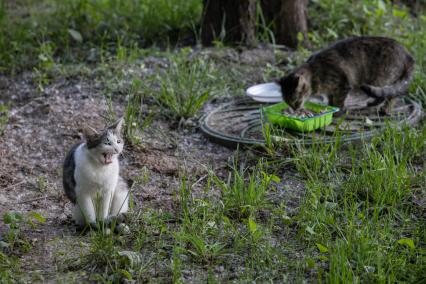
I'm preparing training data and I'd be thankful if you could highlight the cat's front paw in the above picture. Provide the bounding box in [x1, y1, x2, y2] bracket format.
[115, 223, 130, 235]
[75, 222, 100, 234]
[106, 214, 130, 234]
[106, 213, 127, 225]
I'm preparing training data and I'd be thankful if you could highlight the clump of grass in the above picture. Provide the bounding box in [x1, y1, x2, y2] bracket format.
[0, 252, 21, 283]
[153, 50, 220, 121]
[33, 41, 56, 91]
[173, 173, 287, 280]
[84, 231, 118, 270]
[104, 77, 153, 145]
[2, 211, 45, 253]
[211, 160, 278, 219]
[174, 177, 228, 265]
[122, 79, 153, 144]
[77, 229, 151, 282]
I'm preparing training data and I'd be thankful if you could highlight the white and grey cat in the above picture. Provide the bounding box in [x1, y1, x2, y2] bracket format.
[63, 118, 129, 227]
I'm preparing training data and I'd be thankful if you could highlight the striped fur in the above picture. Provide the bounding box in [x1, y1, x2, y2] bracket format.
[278, 36, 415, 112]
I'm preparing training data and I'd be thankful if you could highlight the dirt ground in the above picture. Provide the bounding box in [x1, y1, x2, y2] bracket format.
[0, 48, 308, 281]
[0, 71, 230, 266]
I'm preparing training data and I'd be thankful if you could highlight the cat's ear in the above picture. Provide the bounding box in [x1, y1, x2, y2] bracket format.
[294, 67, 309, 78]
[109, 117, 124, 133]
[277, 74, 292, 85]
[292, 72, 302, 80]
[83, 125, 99, 139]
[293, 74, 301, 83]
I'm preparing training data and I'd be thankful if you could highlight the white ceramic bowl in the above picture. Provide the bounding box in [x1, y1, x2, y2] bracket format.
[246, 82, 283, 103]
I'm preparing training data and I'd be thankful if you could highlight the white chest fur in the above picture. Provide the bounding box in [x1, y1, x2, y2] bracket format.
[73, 144, 119, 197]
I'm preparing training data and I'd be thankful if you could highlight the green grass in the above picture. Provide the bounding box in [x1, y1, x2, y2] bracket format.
[294, 124, 426, 282]
[0, 252, 21, 283]
[3, 124, 424, 282]
[1, 211, 47, 283]
[211, 159, 278, 219]
[151, 49, 223, 121]
[0, 0, 203, 73]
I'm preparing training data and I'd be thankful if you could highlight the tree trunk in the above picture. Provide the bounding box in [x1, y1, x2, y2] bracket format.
[260, 0, 281, 28]
[261, 0, 309, 48]
[201, 0, 257, 46]
[392, 0, 420, 16]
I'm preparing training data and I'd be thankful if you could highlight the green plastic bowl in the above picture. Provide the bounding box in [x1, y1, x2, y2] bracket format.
[262, 102, 339, 132]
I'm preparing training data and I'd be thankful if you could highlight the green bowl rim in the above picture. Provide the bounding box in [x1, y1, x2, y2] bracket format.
[262, 102, 340, 122]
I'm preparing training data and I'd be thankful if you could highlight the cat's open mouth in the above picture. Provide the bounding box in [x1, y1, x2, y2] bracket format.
[102, 153, 113, 164]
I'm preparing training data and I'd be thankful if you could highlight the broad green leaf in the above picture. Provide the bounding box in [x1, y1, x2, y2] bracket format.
[3, 213, 12, 224]
[29, 212, 46, 223]
[377, 0, 386, 11]
[305, 258, 315, 268]
[248, 217, 257, 234]
[316, 243, 328, 253]
[38, 54, 48, 62]
[318, 255, 328, 262]
[270, 174, 281, 183]
[306, 225, 315, 235]
[397, 238, 415, 249]
[68, 29, 83, 43]
[118, 269, 133, 280]
[3, 212, 23, 224]
[222, 216, 230, 224]
[326, 28, 338, 39]
[393, 9, 407, 18]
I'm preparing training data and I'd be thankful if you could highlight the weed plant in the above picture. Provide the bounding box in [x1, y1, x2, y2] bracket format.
[0, 252, 20, 283]
[153, 50, 220, 120]
[211, 160, 278, 219]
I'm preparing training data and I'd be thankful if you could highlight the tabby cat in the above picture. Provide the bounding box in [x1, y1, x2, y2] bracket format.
[278, 36, 414, 113]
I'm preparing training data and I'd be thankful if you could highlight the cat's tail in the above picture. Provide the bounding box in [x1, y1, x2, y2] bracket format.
[361, 56, 415, 99]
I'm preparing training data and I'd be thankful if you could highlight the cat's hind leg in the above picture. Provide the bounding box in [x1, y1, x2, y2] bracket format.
[74, 192, 96, 225]
[72, 205, 85, 226]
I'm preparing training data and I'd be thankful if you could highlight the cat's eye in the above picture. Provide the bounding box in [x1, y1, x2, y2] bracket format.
[105, 139, 112, 145]
[117, 139, 121, 144]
